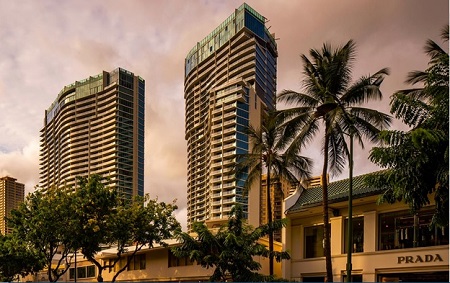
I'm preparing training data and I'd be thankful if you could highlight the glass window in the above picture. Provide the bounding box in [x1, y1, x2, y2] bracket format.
[87, 265, 95, 277]
[304, 225, 325, 258]
[128, 254, 146, 270]
[379, 209, 448, 250]
[168, 250, 194, 267]
[343, 274, 363, 282]
[344, 216, 364, 253]
[77, 266, 86, 279]
[69, 268, 75, 279]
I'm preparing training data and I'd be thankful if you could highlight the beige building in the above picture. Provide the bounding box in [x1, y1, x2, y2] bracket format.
[39, 68, 145, 198]
[0, 176, 24, 235]
[282, 173, 449, 282]
[184, 3, 277, 231]
[25, 239, 283, 282]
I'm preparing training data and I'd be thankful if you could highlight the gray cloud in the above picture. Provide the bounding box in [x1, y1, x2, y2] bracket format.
[0, 0, 448, 230]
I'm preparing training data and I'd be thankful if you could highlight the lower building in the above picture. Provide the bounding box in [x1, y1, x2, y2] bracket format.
[23, 239, 283, 282]
[282, 172, 449, 282]
[0, 176, 25, 235]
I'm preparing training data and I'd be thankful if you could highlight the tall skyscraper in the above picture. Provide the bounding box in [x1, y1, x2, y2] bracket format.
[39, 68, 145, 198]
[0, 176, 25, 235]
[184, 4, 277, 230]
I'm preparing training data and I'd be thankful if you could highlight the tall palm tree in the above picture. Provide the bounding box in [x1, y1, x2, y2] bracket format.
[236, 110, 312, 276]
[278, 40, 391, 282]
[369, 25, 449, 228]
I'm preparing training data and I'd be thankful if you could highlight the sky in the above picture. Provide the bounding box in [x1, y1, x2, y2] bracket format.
[0, 0, 448, 230]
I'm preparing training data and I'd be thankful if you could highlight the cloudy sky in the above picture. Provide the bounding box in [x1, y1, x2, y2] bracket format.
[0, 0, 448, 229]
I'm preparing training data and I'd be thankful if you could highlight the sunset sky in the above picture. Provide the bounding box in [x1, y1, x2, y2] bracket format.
[0, 0, 448, 229]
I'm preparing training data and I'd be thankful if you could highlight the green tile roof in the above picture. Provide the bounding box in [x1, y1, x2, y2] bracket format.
[286, 172, 387, 214]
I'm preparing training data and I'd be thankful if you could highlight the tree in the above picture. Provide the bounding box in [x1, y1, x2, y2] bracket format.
[8, 187, 76, 282]
[278, 40, 391, 282]
[0, 234, 44, 281]
[100, 196, 180, 282]
[236, 110, 312, 276]
[172, 204, 290, 282]
[71, 176, 181, 282]
[369, 25, 449, 228]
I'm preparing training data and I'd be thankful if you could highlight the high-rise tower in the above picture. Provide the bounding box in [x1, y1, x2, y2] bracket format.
[0, 176, 24, 235]
[184, 4, 277, 230]
[39, 68, 145, 198]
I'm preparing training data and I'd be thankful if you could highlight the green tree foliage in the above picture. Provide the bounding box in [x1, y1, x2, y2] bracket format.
[70, 175, 180, 282]
[278, 40, 391, 281]
[8, 175, 180, 282]
[0, 234, 44, 281]
[369, 25, 449, 227]
[236, 110, 311, 275]
[172, 204, 290, 282]
[8, 186, 76, 281]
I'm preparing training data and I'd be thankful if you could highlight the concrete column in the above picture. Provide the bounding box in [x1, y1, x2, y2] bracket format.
[363, 211, 377, 252]
[330, 216, 343, 255]
[282, 213, 291, 280]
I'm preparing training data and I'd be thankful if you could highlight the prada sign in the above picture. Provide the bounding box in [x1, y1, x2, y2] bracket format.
[397, 254, 444, 264]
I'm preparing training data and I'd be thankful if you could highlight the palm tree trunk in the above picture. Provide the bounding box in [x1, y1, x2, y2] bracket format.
[323, 131, 333, 282]
[267, 168, 274, 276]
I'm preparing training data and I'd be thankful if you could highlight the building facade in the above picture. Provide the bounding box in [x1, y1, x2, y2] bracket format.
[184, 3, 277, 230]
[39, 68, 145, 198]
[282, 173, 449, 282]
[0, 176, 24, 235]
[24, 239, 283, 282]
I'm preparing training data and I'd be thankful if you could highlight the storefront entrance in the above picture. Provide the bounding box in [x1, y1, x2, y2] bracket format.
[378, 271, 449, 282]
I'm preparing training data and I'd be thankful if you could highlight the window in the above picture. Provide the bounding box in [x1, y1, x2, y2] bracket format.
[69, 265, 96, 280]
[378, 209, 448, 250]
[168, 250, 195, 267]
[343, 274, 363, 282]
[304, 225, 325, 258]
[344, 216, 364, 253]
[128, 254, 146, 270]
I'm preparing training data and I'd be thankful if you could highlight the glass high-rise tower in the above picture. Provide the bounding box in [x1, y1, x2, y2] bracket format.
[39, 68, 145, 198]
[184, 4, 277, 230]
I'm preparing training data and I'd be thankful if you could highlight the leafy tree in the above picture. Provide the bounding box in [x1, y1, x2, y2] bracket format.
[0, 233, 44, 281]
[101, 196, 180, 282]
[236, 110, 312, 275]
[369, 25, 449, 228]
[68, 175, 118, 282]
[172, 204, 290, 282]
[71, 176, 181, 282]
[278, 40, 391, 281]
[8, 187, 76, 282]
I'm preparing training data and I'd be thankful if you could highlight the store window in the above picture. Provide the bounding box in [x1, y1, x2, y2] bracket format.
[304, 225, 325, 258]
[344, 216, 364, 253]
[378, 271, 449, 282]
[378, 209, 448, 250]
[342, 274, 363, 282]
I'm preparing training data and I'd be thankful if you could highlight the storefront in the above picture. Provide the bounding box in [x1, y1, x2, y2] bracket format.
[282, 173, 449, 282]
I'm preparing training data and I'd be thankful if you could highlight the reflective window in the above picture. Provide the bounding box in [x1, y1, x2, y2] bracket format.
[304, 225, 325, 258]
[379, 209, 448, 250]
[344, 216, 364, 253]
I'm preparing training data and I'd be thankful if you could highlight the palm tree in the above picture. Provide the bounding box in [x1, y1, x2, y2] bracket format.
[278, 40, 391, 282]
[236, 110, 312, 276]
[369, 25, 449, 228]
[173, 204, 290, 282]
